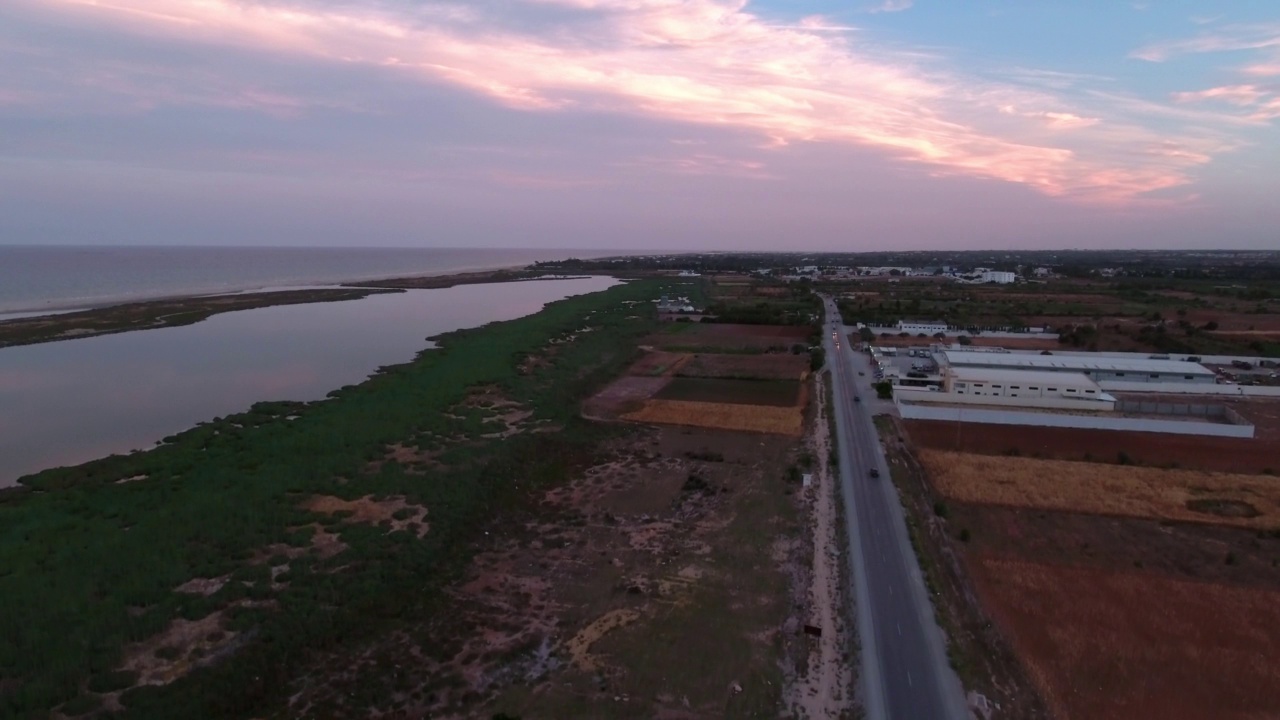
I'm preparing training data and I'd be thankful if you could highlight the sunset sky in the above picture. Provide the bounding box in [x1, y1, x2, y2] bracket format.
[2, 0, 1277, 249]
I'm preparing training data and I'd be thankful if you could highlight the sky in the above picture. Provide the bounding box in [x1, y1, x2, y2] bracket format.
[1, 0, 1278, 251]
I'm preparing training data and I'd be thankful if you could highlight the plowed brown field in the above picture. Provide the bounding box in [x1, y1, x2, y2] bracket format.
[920, 450, 1280, 529]
[904, 419, 1278, 474]
[623, 400, 803, 435]
[969, 557, 1280, 720]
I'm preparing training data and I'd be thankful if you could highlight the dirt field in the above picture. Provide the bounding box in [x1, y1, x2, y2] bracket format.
[624, 399, 805, 436]
[645, 323, 812, 350]
[657, 378, 802, 407]
[582, 376, 671, 420]
[677, 352, 810, 380]
[904, 419, 1279, 474]
[626, 350, 692, 377]
[967, 557, 1280, 720]
[919, 450, 1280, 529]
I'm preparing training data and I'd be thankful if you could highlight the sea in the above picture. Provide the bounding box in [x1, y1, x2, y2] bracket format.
[0, 246, 627, 485]
[0, 245, 613, 315]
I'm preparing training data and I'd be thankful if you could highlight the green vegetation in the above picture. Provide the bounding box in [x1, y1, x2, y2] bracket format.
[0, 278, 680, 719]
[874, 381, 894, 400]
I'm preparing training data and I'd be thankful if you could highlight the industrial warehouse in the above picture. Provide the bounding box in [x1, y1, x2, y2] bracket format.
[878, 345, 1256, 438]
[936, 350, 1217, 385]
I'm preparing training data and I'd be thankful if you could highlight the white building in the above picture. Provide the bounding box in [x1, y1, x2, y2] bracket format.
[896, 320, 949, 335]
[981, 271, 1017, 284]
[939, 350, 1216, 385]
[947, 367, 1109, 402]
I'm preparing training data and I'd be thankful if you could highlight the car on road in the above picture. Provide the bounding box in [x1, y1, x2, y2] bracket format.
[858, 371, 865, 376]
[869, 468, 880, 478]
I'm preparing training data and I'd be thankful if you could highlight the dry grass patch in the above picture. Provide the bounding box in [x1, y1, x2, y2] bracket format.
[624, 399, 803, 436]
[921, 450, 1280, 529]
[566, 609, 642, 673]
[304, 495, 429, 537]
[971, 557, 1280, 720]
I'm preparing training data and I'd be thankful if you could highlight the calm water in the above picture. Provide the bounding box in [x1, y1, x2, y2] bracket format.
[0, 276, 618, 486]
[0, 246, 612, 314]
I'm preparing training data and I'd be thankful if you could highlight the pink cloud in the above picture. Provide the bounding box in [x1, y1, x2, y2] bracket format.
[18, 0, 1237, 202]
[1173, 84, 1268, 106]
[1132, 23, 1280, 62]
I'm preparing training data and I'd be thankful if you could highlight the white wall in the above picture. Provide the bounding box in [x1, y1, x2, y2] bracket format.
[896, 401, 1255, 438]
[1099, 381, 1280, 397]
[896, 388, 1115, 412]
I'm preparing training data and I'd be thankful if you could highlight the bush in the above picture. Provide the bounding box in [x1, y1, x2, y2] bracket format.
[933, 501, 949, 519]
[958, 528, 971, 543]
[874, 381, 893, 400]
[809, 347, 826, 371]
[957, 335, 972, 346]
[1116, 451, 1134, 466]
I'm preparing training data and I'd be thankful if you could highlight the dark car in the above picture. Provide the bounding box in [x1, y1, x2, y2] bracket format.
[869, 468, 880, 478]
[853, 396, 861, 402]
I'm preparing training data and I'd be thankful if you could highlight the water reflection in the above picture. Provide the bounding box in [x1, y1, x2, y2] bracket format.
[0, 277, 618, 485]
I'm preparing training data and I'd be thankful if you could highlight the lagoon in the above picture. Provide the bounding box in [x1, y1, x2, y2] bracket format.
[0, 276, 618, 486]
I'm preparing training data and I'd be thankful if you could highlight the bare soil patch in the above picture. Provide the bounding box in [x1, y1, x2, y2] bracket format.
[626, 350, 693, 377]
[967, 557, 1280, 720]
[920, 450, 1280, 529]
[582, 375, 671, 420]
[625, 399, 804, 435]
[904, 418, 1279, 474]
[119, 612, 240, 688]
[304, 495, 429, 537]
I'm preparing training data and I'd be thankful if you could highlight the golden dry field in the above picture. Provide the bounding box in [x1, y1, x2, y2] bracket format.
[623, 399, 803, 435]
[920, 450, 1280, 529]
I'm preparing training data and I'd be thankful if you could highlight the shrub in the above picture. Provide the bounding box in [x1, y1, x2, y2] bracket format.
[933, 501, 949, 518]
[958, 528, 971, 542]
[957, 335, 972, 346]
[1116, 451, 1134, 466]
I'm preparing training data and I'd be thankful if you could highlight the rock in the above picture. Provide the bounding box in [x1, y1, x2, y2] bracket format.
[730, 681, 742, 694]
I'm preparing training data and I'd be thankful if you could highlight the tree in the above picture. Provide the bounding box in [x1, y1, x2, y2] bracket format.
[874, 381, 894, 399]
[957, 335, 973, 346]
[858, 327, 875, 342]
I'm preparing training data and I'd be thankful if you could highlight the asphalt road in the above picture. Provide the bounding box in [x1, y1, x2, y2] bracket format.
[822, 296, 969, 720]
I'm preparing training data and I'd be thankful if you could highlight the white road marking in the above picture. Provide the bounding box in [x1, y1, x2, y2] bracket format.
[908, 672, 913, 687]
[897, 622, 902, 637]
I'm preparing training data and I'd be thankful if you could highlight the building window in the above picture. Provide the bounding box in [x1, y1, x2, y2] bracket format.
[1116, 372, 1125, 377]
[1150, 374, 1160, 379]
[1029, 386, 1039, 391]
[992, 384, 1002, 389]
[1010, 386, 1021, 390]
[1066, 388, 1077, 393]
[1184, 375, 1194, 380]
[1048, 387, 1057, 392]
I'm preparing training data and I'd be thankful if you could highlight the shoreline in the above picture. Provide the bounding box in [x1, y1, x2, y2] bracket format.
[0, 262, 540, 317]
[0, 267, 596, 349]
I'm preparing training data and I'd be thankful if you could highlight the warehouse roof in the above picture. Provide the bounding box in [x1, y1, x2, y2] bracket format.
[947, 367, 1101, 389]
[941, 350, 1214, 376]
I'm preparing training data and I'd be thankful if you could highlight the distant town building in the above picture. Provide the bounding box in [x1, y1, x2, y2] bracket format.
[677, 270, 701, 277]
[981, 271, 1017, 284]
